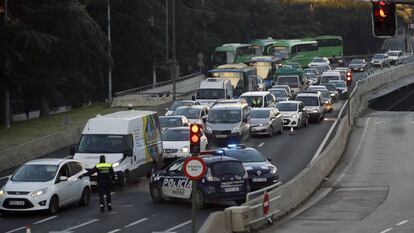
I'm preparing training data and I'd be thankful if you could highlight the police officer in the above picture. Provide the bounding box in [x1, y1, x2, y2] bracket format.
[80, 155, 115, 212]
[252, 97, 262, 108]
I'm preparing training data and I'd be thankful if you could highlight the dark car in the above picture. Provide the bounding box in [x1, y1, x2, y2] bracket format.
[149, 155, 249, 209]
[220, 145, 279, 190]
[348, 59, 367, 72]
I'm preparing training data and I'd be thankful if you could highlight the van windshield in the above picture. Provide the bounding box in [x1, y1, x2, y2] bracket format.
[207, 110, 241, 123]
[277, 76, 298, 88]
[78, 135, 128, 153]
[296, 96, 319, 106]
[197, 89, 225, 99]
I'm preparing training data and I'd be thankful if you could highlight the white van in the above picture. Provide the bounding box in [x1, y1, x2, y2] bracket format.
[239, 91, 276, 108]
[276, 75, 303, 96]
[72, 110, 163, 187]
[320, 71, 341, 84]
[196, 78, 233, 107]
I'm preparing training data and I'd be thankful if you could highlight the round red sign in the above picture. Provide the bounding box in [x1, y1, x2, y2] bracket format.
[263, 192, 270, 215]
[183, 157, 207, 181]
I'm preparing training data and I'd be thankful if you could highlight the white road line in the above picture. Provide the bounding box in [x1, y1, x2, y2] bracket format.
[63, 219, 99, 231]
[34, 215, 58, 224]
[125, 217, 148, 228]
[258, 142, 264, 148]
[162, 220, 192, 232]
[5, 227, 25, 233]
[107, 229, 122, 233]
[380, 228, 393, 233]
[333, 117, 370, 186]
[396, 220, 408, 226]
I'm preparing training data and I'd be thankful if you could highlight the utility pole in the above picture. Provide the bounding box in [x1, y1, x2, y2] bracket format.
[165, 0, 169, 60]
[4, 0, 10, 128]
[171, 0, 177, 100]
[107, 0, 112, 103]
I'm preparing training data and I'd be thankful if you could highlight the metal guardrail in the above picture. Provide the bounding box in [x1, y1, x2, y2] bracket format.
[114, 72, 203, 97]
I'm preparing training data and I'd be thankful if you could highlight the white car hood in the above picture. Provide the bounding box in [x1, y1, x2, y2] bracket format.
[198, 99, 217, 107]
[163, 141, 189, 149]
[74, 153, 123, 169]
[5, 180, 50, 192]
[280, 111, 298, 117]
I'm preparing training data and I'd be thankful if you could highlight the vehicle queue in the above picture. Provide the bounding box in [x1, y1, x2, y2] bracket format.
[0, 36, 403, 215]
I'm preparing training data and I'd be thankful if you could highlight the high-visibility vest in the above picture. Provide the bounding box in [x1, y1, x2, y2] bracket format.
[96, 163, 112, 173]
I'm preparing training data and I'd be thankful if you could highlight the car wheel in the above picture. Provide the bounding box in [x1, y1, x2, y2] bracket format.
[150, 185, 164, 203]
[193, 189, 206, 210]
[48, 196, 59, 215]
[268, 126, 273, 137]
[79, 187, 91, 206]
[117, 172, 128, 188]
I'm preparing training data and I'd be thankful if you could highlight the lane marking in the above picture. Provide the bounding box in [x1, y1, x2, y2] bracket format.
[396, 220, 408, 226]
[5, 227, 25, 233]
[125, 217, 148, 228]
[258, 143, 264, 148]
[333, 117, 370, 186]
[34, 215, 58, 224]
[63, 219, 99, 231]
[107, 229, 122, 233]
[385, 88, 414, 111]
[380, 228, 393, 233]
[163, 220, 192, 232]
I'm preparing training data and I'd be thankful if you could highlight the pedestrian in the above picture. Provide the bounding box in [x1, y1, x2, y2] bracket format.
[80, 155, 115, 212]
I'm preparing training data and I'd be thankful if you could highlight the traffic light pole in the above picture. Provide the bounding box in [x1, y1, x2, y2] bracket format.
[191, 152, 197, 233]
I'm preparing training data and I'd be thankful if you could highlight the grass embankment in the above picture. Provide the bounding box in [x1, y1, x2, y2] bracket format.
[0, 103, 124, 152]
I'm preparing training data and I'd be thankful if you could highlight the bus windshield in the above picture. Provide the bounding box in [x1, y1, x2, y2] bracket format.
[254, 62, 272, 79]
[277, 76, 298, 88]
[271, 46, 289, 60]
[212, 51, 235, 66]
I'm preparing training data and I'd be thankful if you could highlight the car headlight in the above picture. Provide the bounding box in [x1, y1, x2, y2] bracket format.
[312, 109, 318, 113]
[325, 101, 329, 105]
[31, 188, 48, 197]
[180, 146, 189, 153]
[0, 189, 5, 197]
[270, 167, 278, 174]
[231, 127, 240, 133]
[259, 122, 269, 127]
[291, 114, 298, 118]
[205, 126, 212, 133]
[113, 162, 120, 167]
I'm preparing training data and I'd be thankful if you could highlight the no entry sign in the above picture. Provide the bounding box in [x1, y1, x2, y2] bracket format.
[263, 192, 270, 215]
[183, 157, 207, 181]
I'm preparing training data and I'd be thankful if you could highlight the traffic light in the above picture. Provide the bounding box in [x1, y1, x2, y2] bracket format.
[346, 71, 352, 86]
[372, 0, 397, 38]
[189, 124, 201, 154]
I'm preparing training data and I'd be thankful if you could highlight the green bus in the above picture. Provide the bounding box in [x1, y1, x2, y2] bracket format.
[302, 35, 343, 60]
[211, 43, 256, 67]
[268, 39, 319, 67]
[249, 38, 276, 56]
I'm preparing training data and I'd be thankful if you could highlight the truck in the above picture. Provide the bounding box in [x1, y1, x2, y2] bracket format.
[196, 78, 233, 107]
[72, 110, 163, 187]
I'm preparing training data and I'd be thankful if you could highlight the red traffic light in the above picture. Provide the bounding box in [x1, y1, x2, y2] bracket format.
[372, 0, 396, 38]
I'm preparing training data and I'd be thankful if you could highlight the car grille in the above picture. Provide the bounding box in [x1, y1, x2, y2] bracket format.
[213, 130, 232, 134]
[283, 119, 291, 125]
[7, 191, 30, 195]
[164, 149, 179, 154]
[247, 169, 270, 177]
[3, 198, 34, 209]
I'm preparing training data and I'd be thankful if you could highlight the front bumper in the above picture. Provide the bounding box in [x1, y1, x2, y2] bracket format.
[0, 195, 50, 211]
[282, 117, 299, 127]
[250, 125, 270, 135]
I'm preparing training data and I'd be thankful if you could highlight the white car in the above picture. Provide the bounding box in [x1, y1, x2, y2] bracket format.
[0, 159, 91, 215]
[162, 127, 208, 163]
[387, 50, 403, 65]
[309, 57, 330, 65]
[159, 115, 189, 132]
[172, 105, 209, 129]
[275, 101, 309, 128]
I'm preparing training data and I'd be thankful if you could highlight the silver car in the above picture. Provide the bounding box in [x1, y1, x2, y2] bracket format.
[249, 108, 283, 137]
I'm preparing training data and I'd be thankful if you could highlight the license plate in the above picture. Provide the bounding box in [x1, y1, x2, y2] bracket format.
[252, 178, 267, 182]
[90, 181, 97, 186]
[9, 200, 25, 206]
[216, 135, 227, 138]
[224, 187, 239, 192]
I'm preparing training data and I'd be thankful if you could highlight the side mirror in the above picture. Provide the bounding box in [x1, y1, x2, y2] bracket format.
[70, 147, 76, 156]
[124, 149, 133, 157]
[59, 176, 68, 182]
[267, 157, 272, 162]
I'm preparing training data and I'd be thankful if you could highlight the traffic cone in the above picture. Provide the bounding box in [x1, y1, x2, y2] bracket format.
[289, 126, 295, 135]
[25, 224, 32, 233]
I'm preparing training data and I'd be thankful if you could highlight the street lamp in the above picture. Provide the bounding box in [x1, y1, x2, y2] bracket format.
[107, 0, 112, 103]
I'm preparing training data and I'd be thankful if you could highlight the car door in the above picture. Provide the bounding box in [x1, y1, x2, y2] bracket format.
[54, 163, 72, 206]
[67, 161, 84, 202]
[162, 160, 192, 200]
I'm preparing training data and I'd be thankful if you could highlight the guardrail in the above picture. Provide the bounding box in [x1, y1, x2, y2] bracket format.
[199, 59, 414, 233]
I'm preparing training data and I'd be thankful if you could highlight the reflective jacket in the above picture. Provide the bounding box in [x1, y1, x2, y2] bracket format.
[83, 162, 115, 185]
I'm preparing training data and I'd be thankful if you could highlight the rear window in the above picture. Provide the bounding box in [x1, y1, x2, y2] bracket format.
[212, 161, 245, 177]
[321, 76, 339, 83]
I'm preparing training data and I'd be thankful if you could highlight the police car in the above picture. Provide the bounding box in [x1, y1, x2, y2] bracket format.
[149, 155, 249, 209]
[220, 145, 279, 190]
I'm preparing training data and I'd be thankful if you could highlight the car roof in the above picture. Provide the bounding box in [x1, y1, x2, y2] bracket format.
[25, 158, 70, 166]
[164, 126, 189, 131]
[211, 103, 245, 110]
[199, 155, 241, 164]
[240, 91, 271, 97]
[322, 71, 340, 76]
[175, 105, 205, 110]
[250, 107, 273, 111]
[277, 100, 300, 105]
[160, 115, 185, 119]
[268, 88, 287, 91]
[297, 92, 321, 97]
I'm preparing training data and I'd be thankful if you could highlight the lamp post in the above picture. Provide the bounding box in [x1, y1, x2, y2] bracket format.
[4, 0, 10, 128]
[107, 0, 112, 103]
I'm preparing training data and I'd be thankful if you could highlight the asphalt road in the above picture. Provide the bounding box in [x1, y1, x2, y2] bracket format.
[0, 69, 367, 233]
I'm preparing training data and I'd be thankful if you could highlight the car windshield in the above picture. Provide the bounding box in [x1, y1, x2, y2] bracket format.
[350, 59, 364, 64]
[160, 117, 183, 128]
[78, 135, 128, 153]
[278, 76, 298, 88]
[269, 89, 286, 97]
[312, 58, 324, 62]
[207, 109, 241, 123]
[276, 102, 297, 111]
[296, 96, 319, 106]
[173, 107, 201, 119]
[320, 91, 330, 98]
[225, 149, 266, 163]
[321, 76, 339, 83]
[212, 161, 245, 176]
[323, 84, 337, 91]
[162, 129, 189, 141]
[388, 52, 398, 56]
[250, 109, 270, 118]
[373, 54, 385, 59]
[11, 164, 58, 182]
[170, 101, 193, 111]
[196, 89, 225, 99]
